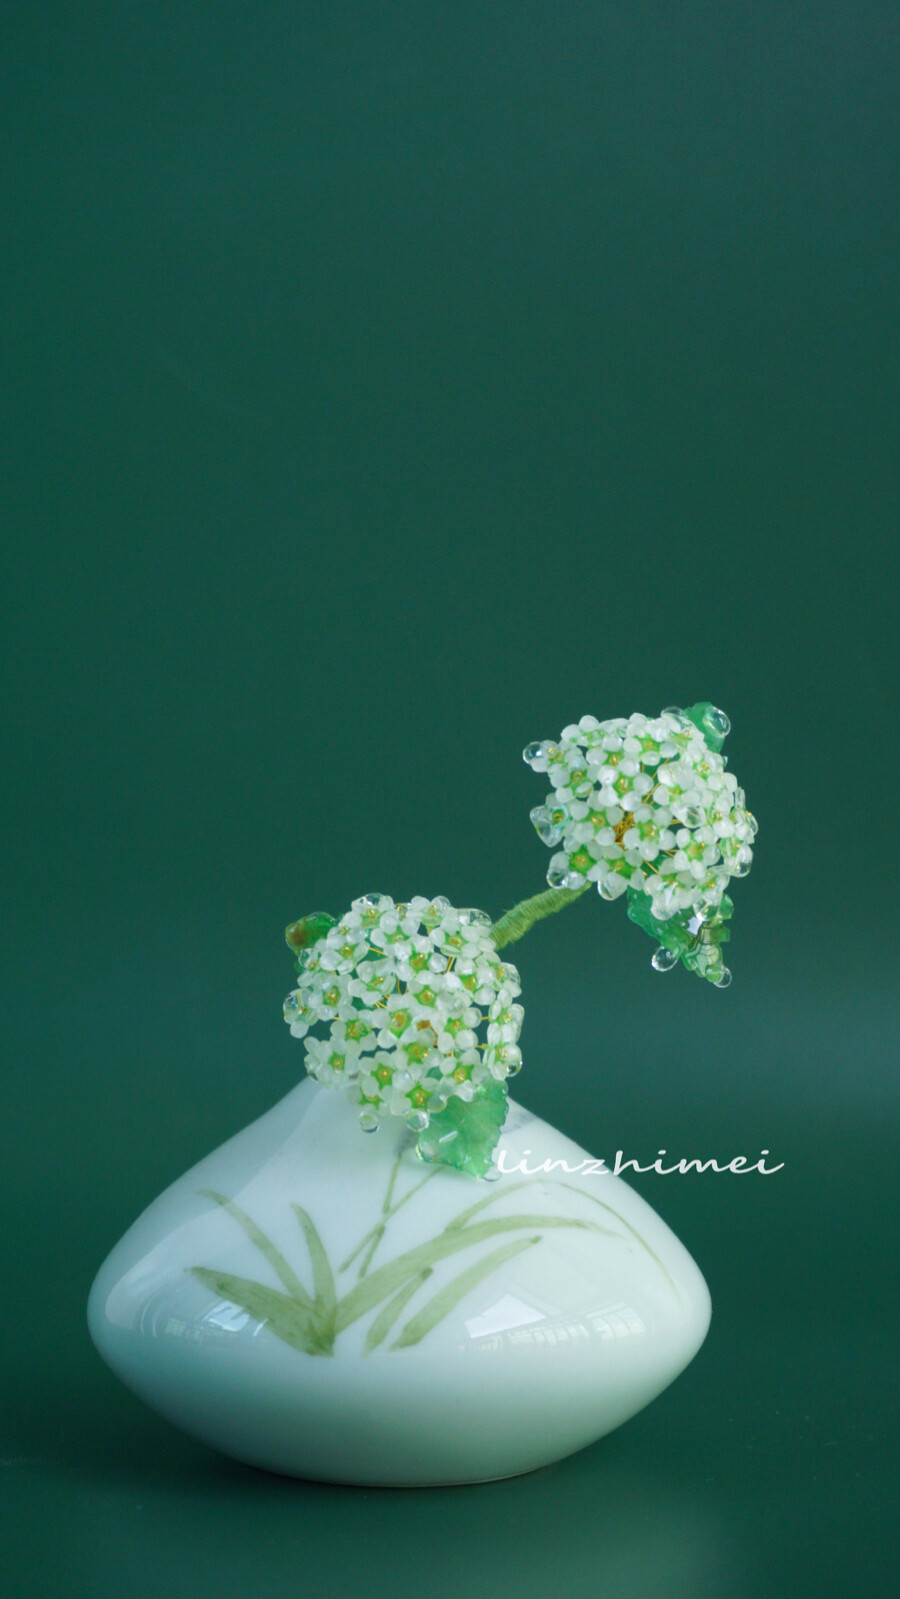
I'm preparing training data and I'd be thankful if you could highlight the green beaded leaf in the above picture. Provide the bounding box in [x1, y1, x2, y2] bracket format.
[416, 1080, 509, 1178]
[627, 887, 693, 957]
[626, 887, 733, 984]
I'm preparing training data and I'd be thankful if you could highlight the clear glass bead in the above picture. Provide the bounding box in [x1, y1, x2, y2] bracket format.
[703, 706, 731, 739]
[651, 946, 679, 972]
[359, 1110, 380, 1132]
[407, 1110, 430, 1131]
[713, 967, 733, 989]
[729, 855, 752, 877]
[546, 855, 571, 889]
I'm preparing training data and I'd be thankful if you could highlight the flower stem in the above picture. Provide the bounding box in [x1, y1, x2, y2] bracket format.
[491, 884, 591, 951]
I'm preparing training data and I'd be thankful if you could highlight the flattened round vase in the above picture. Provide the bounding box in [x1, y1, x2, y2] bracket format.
[88, 1080, 710, 1484]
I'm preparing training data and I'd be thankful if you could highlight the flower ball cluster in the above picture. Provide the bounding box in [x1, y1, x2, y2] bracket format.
[283, 895, 523, 1133]
[525, 706, 756, 979]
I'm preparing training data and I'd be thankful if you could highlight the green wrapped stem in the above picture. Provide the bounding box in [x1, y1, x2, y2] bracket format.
[491, 884, 590, 951]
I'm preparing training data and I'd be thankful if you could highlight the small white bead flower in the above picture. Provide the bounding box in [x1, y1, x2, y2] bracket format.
[524, 704, 756, 983]
[283, 894, 523, 1132]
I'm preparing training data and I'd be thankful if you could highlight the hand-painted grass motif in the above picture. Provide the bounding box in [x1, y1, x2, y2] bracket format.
[190, 1153, 677, 1354]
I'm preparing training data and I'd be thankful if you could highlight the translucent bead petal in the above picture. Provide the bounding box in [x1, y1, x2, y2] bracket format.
[546, 854, 571, 888]
[677, 804, 705, 829]
[728, 856, 753, 877]
[597, 875, 627, 901]
[530, 804, 567, 847]
[458, 908, 492, 929]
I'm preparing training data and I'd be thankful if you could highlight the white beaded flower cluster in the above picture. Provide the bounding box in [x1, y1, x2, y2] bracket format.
[283, 895, 523, 1133]
[524, 706, 756, 974]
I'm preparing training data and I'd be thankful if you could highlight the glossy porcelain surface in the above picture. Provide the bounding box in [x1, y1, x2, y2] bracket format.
[88, 1079, 711, 1484]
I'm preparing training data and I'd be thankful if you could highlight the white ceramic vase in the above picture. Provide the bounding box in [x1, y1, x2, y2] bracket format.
[88, 1078, 710, 1485]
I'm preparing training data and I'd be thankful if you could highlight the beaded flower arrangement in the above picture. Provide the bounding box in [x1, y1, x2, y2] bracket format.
[284, 702, 756, 1179]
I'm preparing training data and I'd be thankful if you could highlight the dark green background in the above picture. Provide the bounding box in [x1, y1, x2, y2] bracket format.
[2, 5, 897, 1596]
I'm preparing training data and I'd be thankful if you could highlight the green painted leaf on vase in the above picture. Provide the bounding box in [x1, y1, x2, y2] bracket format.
[390, 1234, 541, 1349]
[189, 1268, 336, 1355]
[292, 1203, 337, 1320]
[363, 1267, 433, 1352]
[197, 1189, 313, 1307]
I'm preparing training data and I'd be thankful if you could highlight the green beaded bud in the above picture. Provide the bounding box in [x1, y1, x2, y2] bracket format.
[681, 702, 731, 753]
[285, 911, 337, 957]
